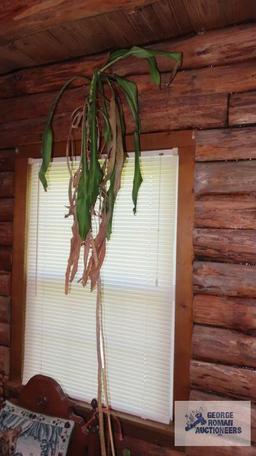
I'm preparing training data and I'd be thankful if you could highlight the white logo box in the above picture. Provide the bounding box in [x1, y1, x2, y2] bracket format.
[175, 401, 251, 447]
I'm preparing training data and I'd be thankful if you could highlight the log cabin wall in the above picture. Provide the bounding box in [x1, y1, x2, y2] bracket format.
[1, 21, 256, 455]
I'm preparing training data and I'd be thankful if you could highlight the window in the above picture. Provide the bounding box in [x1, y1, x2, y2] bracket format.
[23, 151, 178, 424]
[11, 132, 195, 441]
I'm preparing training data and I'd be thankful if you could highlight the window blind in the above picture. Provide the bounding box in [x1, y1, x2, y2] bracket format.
[23, 151, 179, 424]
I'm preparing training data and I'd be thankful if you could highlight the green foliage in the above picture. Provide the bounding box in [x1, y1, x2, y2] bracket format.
[39, 45, 181, 288]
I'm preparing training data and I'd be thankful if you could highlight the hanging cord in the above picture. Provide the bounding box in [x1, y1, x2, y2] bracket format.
[92, 234, 116, 456]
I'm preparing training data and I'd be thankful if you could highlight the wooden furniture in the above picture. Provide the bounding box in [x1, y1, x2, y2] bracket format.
[5, 374, 99, 456]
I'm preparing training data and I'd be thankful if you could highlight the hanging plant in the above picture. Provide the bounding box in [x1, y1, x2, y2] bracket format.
[39, 46, 181, 456]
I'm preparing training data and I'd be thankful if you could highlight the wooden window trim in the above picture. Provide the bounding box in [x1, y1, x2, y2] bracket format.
[10, 130, 195, 446]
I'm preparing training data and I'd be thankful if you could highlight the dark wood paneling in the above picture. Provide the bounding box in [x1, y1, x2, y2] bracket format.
[0, 152, 15, 171]
[191, 359, 256, 400]
[0, 346, 9, 374]
[195, 161, 256, 195]
[0, 172, 14, 198]
[193, 295, 256, 333]
[0, 222, 12, 246]
[229, 91, 256, 126]
[0, 273, 10, 296]
[195, 195, 256, 229]
[0, 297, 10, 323]
[186, 445, 256, 456]
[0, 247, 12, 272]
[118, 436, 183, 455]
[193, 261, 256, 298]
[192, 324, 256, 368]
[0, 323, 10, 346]
[194, 228, 256, 263]
[196, 127, 256, 161]
[0, 199, 14, 222]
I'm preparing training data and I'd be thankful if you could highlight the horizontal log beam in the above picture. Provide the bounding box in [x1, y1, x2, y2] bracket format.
[196, 127, 256, 161]
[191, 359, 256, 400]
[193, 261, 256, 298]
[192, 324, 256, 368]
[195, 195, 256, 229]
[0, 223, 12, 246]
[0, 297, 10, 323]
[193, 295, 256, 333]
[0, 199, 14, 222]
[229, 91, 256, 127]
[1, 23, 256, 98]
[195, 161, 256, 195]
[0, 93, 226, 147]
[0, 247, 12, 272]
[193, 228, 256, 263]
[0, 273, 10, 297]
[0, 173, 14, 198]
[0, 0, 155, 43]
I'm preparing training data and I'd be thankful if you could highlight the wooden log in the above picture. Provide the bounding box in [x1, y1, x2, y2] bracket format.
[0, 173, 14, 198]
[0, 81, 227, 129]
[0, 223, 12, 246]
[193, 228, 256, 263]
[190, 359, 256, 400]
[0, 297, 10, 323]
[0, 273, 10, 296]
[0, 87, 84, 125]
[195, 161, 256, 195]
[0, 247, 12, 272]
[195, 195, 256, 229]
[193, 261, 256, 298]
[193, 295, 256, 333]
[0, 93, 227, 147]
[229, 91, 256, 126]
[0, 0, 155, 43]
[0, 323, 10, 346]
[196, 127, 256, 161]
[0, 199, 14, 222]
[192, 324, 256, 368]
[0, 346, 9, 375]
[1, 23, 256, 98]
[190, 389, 256, 445]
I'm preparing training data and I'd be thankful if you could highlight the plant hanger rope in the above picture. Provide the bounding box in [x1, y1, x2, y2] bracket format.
[39, 46, 181, 455]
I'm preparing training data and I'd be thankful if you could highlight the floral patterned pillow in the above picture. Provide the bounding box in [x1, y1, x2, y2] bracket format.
[0, 400, 74, 456]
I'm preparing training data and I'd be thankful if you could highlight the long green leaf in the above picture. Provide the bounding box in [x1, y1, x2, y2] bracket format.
[38, 124, 53, 191]
[87, 72, 103, 208]
[147, 57, 160, 85]
[76, 173, 91, 240]
[103, 46, 181, 79]
[39, 75, 89, 190]
[114, 76, 142, 213]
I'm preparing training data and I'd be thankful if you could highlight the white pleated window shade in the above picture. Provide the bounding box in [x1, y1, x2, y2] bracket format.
[23, 151, 179, 424]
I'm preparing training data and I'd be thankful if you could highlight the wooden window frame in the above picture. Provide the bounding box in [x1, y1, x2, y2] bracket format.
[10, 130, 195, 446]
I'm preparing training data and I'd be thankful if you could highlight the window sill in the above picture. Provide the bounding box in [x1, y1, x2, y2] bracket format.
[6, 379, 175, 447]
